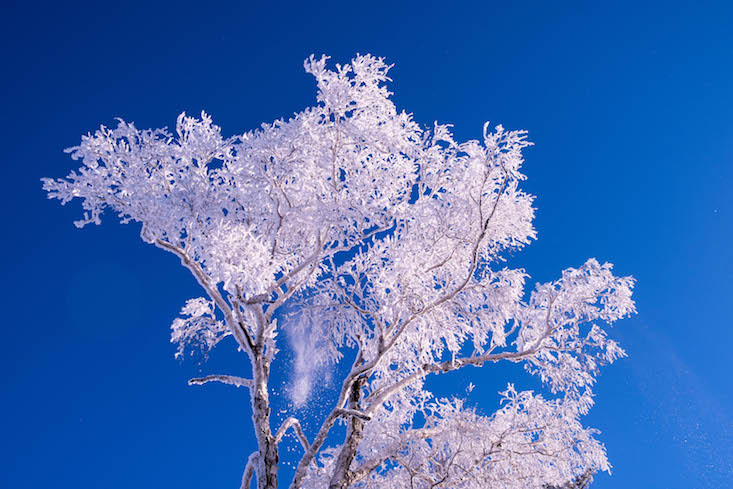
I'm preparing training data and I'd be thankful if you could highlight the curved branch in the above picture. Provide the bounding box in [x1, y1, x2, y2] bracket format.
[365, 348, 539, 416]
[275, 417, 310, 451]
[240, 452, 257, 489]
[154, 239, 256, 355]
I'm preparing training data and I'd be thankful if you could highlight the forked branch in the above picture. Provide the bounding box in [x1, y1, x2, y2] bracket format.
[275, 417, 311, 451]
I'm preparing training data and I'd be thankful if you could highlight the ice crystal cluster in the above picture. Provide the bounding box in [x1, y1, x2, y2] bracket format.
[43, 54, 635, 489]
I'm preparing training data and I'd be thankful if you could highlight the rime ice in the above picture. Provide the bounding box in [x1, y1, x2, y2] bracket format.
[44, 55, 635, 489]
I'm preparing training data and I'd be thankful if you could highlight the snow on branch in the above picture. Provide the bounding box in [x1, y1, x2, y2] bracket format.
[335, 408, 372, 421]
[240, 452, 257, 489]
[188, 375, 254, 390]
[170, 298, 230, 359]
[275, 417, 310, 451]
[349, 386, 609, 489]
[44, 53, 636, 489]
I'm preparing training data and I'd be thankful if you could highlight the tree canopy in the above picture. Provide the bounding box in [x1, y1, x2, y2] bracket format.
[43, 54, 635, 489]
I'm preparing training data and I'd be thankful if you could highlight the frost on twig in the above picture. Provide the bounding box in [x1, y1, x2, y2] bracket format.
[171, 298, 230, 360]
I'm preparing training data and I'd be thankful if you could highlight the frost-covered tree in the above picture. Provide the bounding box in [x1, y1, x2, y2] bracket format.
[43, 55, 635, 489]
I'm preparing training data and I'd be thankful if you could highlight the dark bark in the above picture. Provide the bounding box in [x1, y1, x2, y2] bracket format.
[327, 376, 367, 489]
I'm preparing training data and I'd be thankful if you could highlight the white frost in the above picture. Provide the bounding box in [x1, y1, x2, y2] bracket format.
[44, 54, 636, 489]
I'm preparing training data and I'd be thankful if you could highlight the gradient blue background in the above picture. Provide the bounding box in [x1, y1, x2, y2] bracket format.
[2, 1, 731, 488]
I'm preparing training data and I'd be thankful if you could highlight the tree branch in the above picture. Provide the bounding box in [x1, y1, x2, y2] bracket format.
[154, 239, 256, 355]
[375, 169, 510, 365]
[188, 374, 254, 390]
[289, 411, 339, 489]
[274, 417, 310, 451]
[240, 452, 257, 489]
[335, 408, 371, 421]
[289, 352, 366, 489]
[364, 348, 538, 417]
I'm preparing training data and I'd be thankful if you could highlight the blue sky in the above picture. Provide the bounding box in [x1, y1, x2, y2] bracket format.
[2, 1, 731, 488]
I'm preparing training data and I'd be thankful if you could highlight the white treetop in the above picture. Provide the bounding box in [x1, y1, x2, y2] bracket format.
[43, 54, 635, 489]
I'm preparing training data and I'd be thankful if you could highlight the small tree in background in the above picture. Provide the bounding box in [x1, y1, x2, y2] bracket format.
[43, 55, 635, 489]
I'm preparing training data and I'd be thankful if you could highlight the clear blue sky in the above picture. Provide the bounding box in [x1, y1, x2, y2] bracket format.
[2, 1, 731, 488]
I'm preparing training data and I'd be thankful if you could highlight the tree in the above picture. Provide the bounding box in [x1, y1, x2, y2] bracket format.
[43, 54, 635, 489]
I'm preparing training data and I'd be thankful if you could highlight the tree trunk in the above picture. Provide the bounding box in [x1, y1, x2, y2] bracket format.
[252, 354, 278, 489]
[328, 377, 367, 489]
